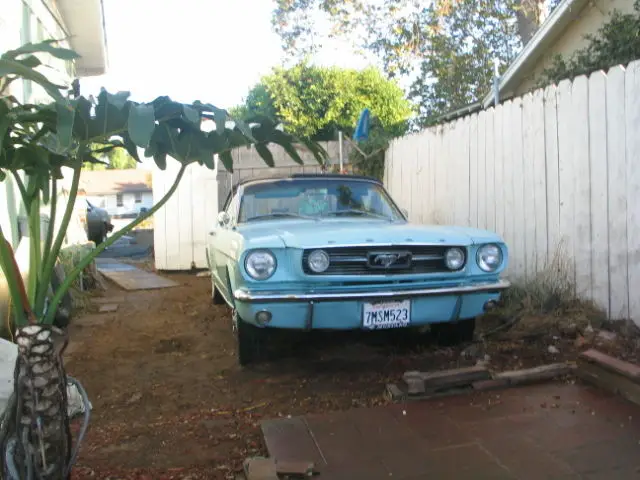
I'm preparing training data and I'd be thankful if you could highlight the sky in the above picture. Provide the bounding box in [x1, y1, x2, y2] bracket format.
[80, 0, 374, 109]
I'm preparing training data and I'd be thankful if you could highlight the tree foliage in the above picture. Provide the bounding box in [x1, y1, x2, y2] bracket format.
[233, 63, 413, 138]
[538, 0, 640, 86]
[272, 0, 550, 125]
[83, 142, 137, 170]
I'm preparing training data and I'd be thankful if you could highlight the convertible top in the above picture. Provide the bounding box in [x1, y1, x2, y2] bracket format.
[236, 173, 382, 189]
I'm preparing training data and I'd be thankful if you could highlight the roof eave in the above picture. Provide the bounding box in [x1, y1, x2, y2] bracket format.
[57, 0, 108, 77]
[482, 0, 589, 108]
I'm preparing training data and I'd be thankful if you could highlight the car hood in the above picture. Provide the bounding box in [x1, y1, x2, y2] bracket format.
[237, 219, 503, 249]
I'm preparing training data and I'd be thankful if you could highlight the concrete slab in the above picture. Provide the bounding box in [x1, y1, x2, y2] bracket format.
[261, 382, 640, 479]
[95, 258, 178, 291]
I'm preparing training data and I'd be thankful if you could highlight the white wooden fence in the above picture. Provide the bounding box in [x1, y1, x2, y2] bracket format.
[384, 61, 640, 324]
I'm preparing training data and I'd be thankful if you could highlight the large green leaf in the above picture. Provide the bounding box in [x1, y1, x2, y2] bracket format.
[219, 150, 234, 173]
[127, 104, 156, 148]
[4, 40, 80, 61]
[121, 132, 141, 162]
[55, 100, 75, 151]
[183, 105, 200, 124]
[268, 131, 303, 165]
[255, 144, 275, 167]
[94, 90, 128, 137]
[0, 59, 63, 100]
[153, 151, 167, 170]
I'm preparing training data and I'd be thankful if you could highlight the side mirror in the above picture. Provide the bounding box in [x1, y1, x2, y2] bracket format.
[217, 211, 231, 227]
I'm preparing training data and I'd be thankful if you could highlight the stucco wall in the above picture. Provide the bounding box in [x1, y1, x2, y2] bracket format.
[514, 0, 636, 95]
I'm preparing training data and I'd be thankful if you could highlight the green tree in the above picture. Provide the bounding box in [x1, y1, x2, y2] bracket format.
[272, 0, 550, 124]
[83, 142, 138, 170]
[234, 63, 413, 138]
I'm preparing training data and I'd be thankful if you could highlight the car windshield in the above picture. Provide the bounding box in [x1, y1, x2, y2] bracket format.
[237, 178, 404, 223]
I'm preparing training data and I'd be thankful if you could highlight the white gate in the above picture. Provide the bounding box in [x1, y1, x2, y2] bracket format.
[152, 161, 218, 271]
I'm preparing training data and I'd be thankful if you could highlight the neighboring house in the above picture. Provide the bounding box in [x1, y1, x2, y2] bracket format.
[79, 169, 154, 217]
[484, 0, 636, 106]
[438, 0, 635, 122]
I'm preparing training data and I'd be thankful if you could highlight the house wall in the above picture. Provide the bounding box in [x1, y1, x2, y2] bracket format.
[384, 60, 640, 326]
[514, 0, 636, 95]
[86, 191, 154, 216]
[0, 0, 84, 326]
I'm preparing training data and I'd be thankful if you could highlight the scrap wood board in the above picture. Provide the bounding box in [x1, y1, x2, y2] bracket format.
[95, 259, 178, 291]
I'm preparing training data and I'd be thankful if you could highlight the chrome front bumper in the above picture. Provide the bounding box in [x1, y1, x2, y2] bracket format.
[233, 279, 511, 303]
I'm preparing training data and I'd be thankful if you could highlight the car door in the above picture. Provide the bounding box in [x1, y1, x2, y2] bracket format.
[208, 191, 239, 299]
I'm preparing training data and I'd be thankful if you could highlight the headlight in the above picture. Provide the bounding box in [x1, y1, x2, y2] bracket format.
[244, 250, 277, 280]
[444, 247, 465, 270]
[477, 244, 503, 272]
[308, 249, 330, 273]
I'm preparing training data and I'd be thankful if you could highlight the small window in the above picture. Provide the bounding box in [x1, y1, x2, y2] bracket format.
[134, 192, 142, 203]
[116, 193, 123, 207]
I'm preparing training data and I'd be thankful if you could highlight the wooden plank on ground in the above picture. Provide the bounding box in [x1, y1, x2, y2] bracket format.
[577, 359, 640, 407]
[96, 260, 178, 291]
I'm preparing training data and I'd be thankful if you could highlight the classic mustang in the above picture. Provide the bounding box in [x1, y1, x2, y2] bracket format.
[206, 174, 510, 365]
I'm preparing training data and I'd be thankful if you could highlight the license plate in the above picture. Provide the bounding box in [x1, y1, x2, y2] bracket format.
[362, 300, 411, 330]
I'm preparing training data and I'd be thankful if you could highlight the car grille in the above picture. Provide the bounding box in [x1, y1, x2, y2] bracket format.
[301, 245, 465, 275]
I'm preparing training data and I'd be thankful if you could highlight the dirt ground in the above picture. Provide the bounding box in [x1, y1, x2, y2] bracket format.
[64, 268, 633, 480]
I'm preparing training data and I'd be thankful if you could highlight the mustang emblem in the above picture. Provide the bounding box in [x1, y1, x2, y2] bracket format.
[368, 251, 412, 269]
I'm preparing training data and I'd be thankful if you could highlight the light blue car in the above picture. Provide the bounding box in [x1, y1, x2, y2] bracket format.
[207, 174, 510, 365]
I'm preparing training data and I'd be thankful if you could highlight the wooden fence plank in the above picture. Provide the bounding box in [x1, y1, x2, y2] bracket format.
[606, 66, 629, 320]
[543, 86, 561, 265]
[501, 101, 514, 273]
[625, 60, 640, 324]
[531, 89, 548, 274]
[493, 104, 504, 237]
[522, 92, 537, 280]
[572, 76, 593, 300]
[557, 79, 576, 285]
[477, 111, 487, 229]
[485, 108, 496, 232]
[511, 98, 526, 278]
[468, 114, 479, 228]
[588, 71, 610, 316]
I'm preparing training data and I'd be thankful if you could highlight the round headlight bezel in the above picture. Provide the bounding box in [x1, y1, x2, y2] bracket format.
[244, 249, 277, 280]
[444, 247, 466, 271]
[308, 249, 331, 273]
[477, 244, 503, 272]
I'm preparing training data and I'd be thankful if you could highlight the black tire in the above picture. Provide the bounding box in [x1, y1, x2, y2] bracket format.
[236, 316, 269, 366]
[51, 264, 73, 328]
[211, 279, 226, 305]
[431, 318, 476, 346]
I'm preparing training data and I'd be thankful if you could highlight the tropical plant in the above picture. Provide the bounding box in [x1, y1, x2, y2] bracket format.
[0, 40, 325, 479]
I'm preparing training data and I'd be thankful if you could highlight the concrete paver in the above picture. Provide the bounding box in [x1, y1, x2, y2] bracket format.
[261, 382, 640, 479]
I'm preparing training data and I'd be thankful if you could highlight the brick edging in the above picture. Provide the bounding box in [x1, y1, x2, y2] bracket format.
[576, 349, 640, 407]
[386, 362, 576, 402]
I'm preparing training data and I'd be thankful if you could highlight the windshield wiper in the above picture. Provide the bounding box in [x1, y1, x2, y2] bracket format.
[245, 212, 315, 222]
[324, 209, 390, 220]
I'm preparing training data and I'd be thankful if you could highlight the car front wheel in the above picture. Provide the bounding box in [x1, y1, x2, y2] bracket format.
[235, 313, 269, 366]
[430, 318, 476, 346]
